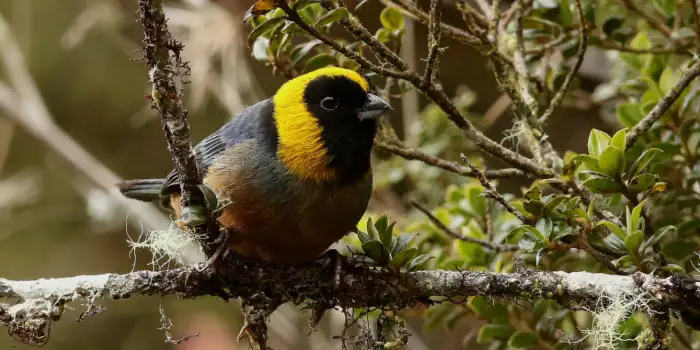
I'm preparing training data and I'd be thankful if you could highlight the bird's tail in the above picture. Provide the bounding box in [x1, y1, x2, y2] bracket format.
[117, 179, 165, 202]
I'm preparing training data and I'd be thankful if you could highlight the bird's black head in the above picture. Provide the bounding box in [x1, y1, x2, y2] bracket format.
[304, 74, 391, 183]
[273, 68, 391, 184]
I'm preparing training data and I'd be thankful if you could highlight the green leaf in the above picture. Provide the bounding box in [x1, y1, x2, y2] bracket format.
[640, 84, 663, 113]
[252, 37, 270, 61]
[610, 129, 627, 150]
[616, 103, 644, 128]
[535, 217, 553, 239]
[375, 28, 392, 43]
[642, 56, 665, 81]
[582, 177, 621, 194]
[629, 148, 662, 177]
[406, 254, 433, 272]
[619, 32, 651, 70]
[587, 129, 611, 157]
[603, 233, 627, 251]
[651, 0, 674, 16]
[571, 154, 601, 172]
[630, 31, 652, 50]
[293, 0, 325, 11]
[315, 7, 350, 28]
[362, 240, 390, 263]
[391, 247, 417, 268]
[510, 225, 546, 249]
[366, 218, 379, 241]
[391, 234, 415, 255]
[598, 146, 625, 178]
[597, 221, 627, 240]
[640, 225, 676, 253]
[467, 296, 508, 323]
[624, 230, 644, 252]
[656, 264, 686, 274]
[291, 39, 323, 66]
[476, 324, 514, 344]
[380, 7, 404, 30]
[304, 53, 336, 72]
[630, 200, 646, 233]
[375, 215, 392, 247]
[628, 173, 658, 193]
[659, 67, 680, 95]
[247, 17, 286, 47]
[525, 186, 542, 201]
[558, 0, 573, 26]
[356, 229, 371, 244]
[508, 331, 540, 349]
[543, 196, 568, 215]
[523, 200, 544, 218]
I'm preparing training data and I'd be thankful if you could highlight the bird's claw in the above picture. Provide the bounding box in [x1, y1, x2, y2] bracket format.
[202, 228, 232, 269]
[320, 248, 344, 292]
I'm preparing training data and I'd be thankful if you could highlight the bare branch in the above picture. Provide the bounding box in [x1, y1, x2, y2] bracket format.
[626, 60, 700, 148]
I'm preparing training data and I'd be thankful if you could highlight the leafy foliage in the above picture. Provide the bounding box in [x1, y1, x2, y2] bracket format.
[242, 0, 700, 348]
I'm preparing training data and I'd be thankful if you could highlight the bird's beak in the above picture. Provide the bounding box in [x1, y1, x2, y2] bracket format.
[358, 94, 392, 120]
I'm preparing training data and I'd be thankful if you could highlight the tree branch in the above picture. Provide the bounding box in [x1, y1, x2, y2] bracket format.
[374, 137, 526, 180]
[460, 153, 533, 224]
[138, 0, 203, 215]
[2, 256, 700, 346]
[537, 0, 587, 125]
[626, 60, 700, 148]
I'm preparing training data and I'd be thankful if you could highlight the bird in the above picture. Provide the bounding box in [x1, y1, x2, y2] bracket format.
[117, 67, 391, 264]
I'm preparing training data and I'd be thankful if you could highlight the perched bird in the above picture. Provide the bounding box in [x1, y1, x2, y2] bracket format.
[118, 67, 391, 264]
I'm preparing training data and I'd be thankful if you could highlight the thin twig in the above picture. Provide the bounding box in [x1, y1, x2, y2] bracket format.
[537, 0, 588, 125]
[374, 138, 526, 179]
[474, 0, 494, 18]
[489, 0, 501, 43]
[460, 154, 533, 224]
[422, 0, 442, 86]
[512, 0, 540, 118]
[691, 0, 700, 46]
[510, 0, 558, 164]
[626, 60, 700, 148]
[412, 201, 520, 252]
[617, 0, 673, 39]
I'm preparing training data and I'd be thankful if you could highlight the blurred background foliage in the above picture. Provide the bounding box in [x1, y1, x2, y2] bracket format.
[1, 0, 699, 349]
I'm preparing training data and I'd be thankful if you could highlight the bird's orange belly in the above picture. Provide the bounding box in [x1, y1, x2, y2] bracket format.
[215, 204, 344, 264]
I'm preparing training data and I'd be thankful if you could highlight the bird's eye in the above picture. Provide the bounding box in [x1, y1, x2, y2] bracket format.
[320, 97, 339, 111]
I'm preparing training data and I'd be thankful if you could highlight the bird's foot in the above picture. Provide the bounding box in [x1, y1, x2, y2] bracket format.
[319, 248, 344, 292]
[202, 227, 232, 269]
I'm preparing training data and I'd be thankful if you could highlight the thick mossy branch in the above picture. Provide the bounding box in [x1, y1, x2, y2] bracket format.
[1, 255, 699, 346]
